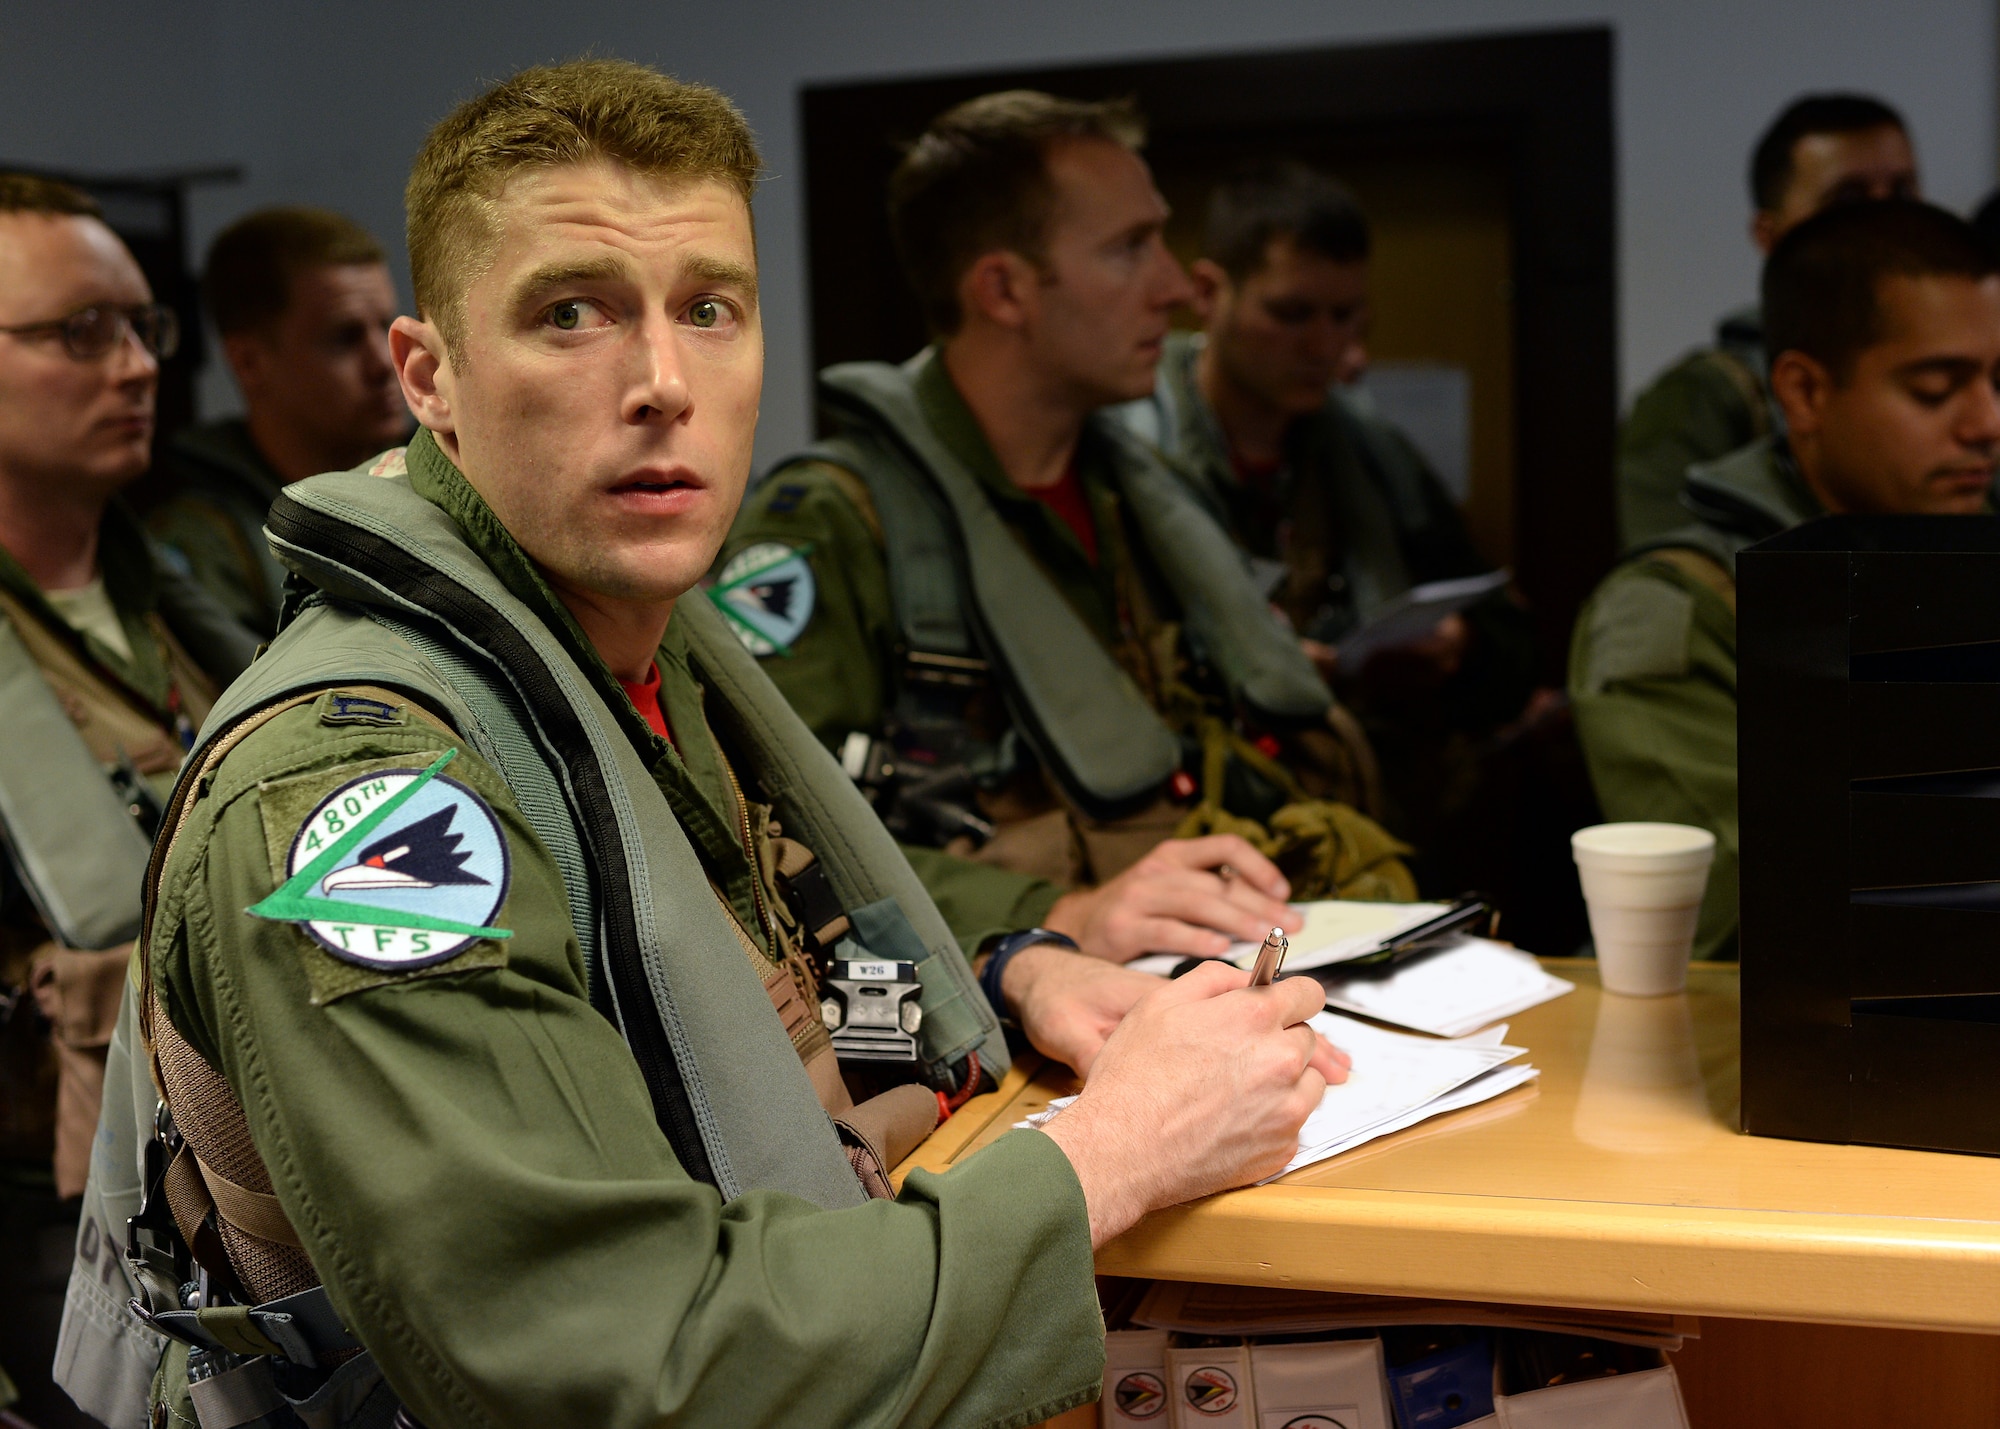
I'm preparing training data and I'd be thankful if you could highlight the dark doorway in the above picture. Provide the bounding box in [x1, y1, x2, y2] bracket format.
[798, 25, 1616, 678]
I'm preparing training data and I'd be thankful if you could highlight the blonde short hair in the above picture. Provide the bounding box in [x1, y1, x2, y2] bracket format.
[406, 58, 760, 360]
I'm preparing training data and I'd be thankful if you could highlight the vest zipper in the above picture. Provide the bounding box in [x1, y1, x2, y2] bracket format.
[721, 758, 774, 950]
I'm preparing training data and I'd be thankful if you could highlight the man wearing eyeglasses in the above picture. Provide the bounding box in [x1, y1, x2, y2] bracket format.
[0, 172, 255, 1429]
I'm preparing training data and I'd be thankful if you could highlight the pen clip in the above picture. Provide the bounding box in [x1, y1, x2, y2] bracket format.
[1249, 926, 1290, 986]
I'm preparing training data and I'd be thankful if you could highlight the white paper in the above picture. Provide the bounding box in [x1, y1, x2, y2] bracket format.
[1279, 1013, 1526, 1172]
[1336, 570, 1510, 665]
[1125, 900, 1454, 979]
[1018, 1011, 1537, 1177]
[1321, 939, 1574, 1038]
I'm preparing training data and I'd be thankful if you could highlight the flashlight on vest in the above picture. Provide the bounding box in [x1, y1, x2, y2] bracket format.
[821, 957, 922, 1063]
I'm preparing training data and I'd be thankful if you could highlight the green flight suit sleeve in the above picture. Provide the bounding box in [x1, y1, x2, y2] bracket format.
[723, 464, 897, 751]
[1617, 355, 1763, 551]
[146, 494, 272, 636]
[900, 845, 1063, 960]
[1567, 559, 1740, 958]
[152, 706, 1104, 1429]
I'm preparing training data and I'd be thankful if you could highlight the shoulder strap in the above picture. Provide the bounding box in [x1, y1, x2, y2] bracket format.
[815, 359, 1182, 813]
[773, 436, 976, 660]
[0, 599, 160, 949]
[1639, 545, 1738, 615]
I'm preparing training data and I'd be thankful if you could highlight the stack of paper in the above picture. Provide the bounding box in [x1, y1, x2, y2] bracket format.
[1019, 1013, 1538, 1177]
[1127, 901, 1574, 1040]
[1321, 939, 1573, 1038]
[1279, 1014, 1535, 1174]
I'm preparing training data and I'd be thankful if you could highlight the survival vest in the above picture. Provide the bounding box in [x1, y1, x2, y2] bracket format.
[99, 455, 1010, 1427]
[769, 350, 1339, 821]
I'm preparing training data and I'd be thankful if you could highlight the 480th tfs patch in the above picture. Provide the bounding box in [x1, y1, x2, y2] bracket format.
[249, 748, 512, 971]
[709, 541, 816, 657]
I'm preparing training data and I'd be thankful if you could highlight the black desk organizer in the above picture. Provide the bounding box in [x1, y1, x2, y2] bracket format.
[1741, 514, 2000, 1154]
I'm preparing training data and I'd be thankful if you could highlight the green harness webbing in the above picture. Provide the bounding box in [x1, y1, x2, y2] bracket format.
[786, 351, 1331, 814]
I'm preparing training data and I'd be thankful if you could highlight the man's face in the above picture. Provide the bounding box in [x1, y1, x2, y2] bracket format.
[1197, 237, 1370, 417]
[0, 213, 156, 500]
[1783, 273, 2000, 515]
[1756, 124, 1919, 251]
[1019, 138, 1192, 407]
[230, 262, 409, 464]
[403, 162, 761, 612]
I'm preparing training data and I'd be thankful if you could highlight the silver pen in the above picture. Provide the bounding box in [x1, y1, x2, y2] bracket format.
[1248, 926, 1289, 987]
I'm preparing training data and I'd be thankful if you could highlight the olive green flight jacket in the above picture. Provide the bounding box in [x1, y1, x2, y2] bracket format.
[1618, 306, 1776, 550]
[1569, 438, 1822, 959]
[143, 438, 1102, 1428]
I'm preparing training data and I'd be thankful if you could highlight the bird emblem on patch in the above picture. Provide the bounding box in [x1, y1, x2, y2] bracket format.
[248, 750, 512, 971]
[709, 541, 815, 656]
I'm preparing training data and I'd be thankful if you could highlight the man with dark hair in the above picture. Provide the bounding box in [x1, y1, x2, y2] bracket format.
[147, 206, 411, 635]
[1117, 162, 1538, 860]
[0, 172, 254, 1428]
[59, 63, 1347, 1428]
[1620, 94, 1918, 546]
[1572, 200, 2000, 958]
[728, 94, 1413, 971]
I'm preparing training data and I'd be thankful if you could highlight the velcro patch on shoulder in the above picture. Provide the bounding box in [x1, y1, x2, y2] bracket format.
[1580, 574, 1695, 692]
[765, 481, 809, 516]
[252, 749, 511, 1005]
[709, 541, 817, 657]
[316, 690, 406, 728]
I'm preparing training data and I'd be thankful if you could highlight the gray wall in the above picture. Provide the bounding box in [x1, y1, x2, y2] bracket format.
[2, 0, 1992, 467]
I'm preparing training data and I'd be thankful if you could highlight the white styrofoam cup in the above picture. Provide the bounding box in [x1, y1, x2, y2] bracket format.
[1571, 822, 1715, 996]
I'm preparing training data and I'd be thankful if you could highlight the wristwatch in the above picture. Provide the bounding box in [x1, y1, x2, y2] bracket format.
[979, 927, 1080, 1022]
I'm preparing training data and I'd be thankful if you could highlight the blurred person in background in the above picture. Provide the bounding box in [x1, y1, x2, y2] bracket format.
[1573, 201, 2000, 960]
[1619, 94, 1918, 547]
[729, 93, 1416, 968]
[0, 173, 253, 1429]
[147, 207, 411, 636]
[1117, 161, 1539, 874]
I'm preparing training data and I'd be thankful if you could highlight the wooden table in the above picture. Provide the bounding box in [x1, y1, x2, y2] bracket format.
[902, 961, 2000, 1425]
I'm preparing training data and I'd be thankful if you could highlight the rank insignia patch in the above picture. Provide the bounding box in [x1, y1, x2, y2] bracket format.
[249, 749, 512, 971]
[709, 542, 815, 657]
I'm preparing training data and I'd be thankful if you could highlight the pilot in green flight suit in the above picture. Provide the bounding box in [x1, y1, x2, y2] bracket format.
[59, 61, 1349, 1429]
[727, 93, 1413, 955]
[1618, 93, 1917, 547]
[1573, 200, 2000, 960]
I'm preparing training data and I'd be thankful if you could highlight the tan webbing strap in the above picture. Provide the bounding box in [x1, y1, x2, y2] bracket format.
[195, 1152, 303, 1247]
[161, 1143, 214, 1253]
[1644, 547, 1738, 616]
